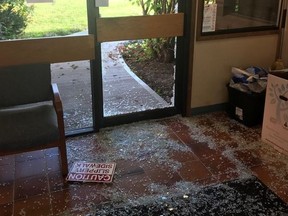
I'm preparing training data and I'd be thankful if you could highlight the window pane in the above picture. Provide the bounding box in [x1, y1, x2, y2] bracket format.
[202, 0, 281, 34]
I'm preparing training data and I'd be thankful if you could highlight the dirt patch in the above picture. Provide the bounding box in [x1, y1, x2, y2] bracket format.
[118, 43, 175, 104]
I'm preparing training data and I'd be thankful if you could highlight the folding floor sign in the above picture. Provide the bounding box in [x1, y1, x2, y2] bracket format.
[66, 161, 116, 183]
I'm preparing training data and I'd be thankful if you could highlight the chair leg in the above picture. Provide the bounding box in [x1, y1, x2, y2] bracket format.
[59, 142, 68, 176]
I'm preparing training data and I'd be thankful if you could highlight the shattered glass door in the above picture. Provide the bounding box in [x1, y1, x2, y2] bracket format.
[99, 1, 179, 117]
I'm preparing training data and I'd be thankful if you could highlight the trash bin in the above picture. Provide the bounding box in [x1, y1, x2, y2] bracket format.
[226, 84, 266, 127]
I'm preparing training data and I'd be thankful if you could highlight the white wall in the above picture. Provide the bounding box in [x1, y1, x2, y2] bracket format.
[191, 34, 278, 108]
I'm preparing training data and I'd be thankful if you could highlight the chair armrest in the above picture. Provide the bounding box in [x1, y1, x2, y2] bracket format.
[52, 83, 63, 113]
[52, 83, 66, 138]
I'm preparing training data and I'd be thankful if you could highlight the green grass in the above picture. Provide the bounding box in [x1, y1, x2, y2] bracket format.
[100, 1, 142, 17]
[23, 0, 142, 38]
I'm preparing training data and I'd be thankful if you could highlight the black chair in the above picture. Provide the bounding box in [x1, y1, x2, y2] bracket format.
[0, 64, 68, 176]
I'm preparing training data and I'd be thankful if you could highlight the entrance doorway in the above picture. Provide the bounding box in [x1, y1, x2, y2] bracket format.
[87, 0, 191, 130]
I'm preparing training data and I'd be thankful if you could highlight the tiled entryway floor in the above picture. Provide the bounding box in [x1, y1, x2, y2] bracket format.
[1, 112, 288, 215]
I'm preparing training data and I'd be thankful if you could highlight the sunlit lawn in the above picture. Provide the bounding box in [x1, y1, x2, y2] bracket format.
[23, 0, 142, 38]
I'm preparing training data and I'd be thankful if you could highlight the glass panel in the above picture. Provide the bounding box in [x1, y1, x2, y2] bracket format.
[0, 0, 92, 132]
[51, 60, 93, 131]
[24, 0, 87, 39]
[201, 0, 281, 34]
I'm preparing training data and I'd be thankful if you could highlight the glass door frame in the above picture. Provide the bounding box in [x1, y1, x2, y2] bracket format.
[86, 0, 194, 131]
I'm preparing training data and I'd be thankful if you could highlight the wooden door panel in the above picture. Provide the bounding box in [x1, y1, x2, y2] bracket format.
[0, 35, 95, 67]
[96, 13, 184, 42]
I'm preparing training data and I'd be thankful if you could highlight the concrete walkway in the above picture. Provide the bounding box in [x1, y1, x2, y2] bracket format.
[101, 41, 170, 116]
[51, 37, 170, 131]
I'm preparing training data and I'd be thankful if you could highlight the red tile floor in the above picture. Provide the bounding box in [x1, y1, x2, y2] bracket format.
[1, 112, 288, 215]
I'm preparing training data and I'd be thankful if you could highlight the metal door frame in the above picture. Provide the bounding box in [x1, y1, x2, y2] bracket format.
[87, 0, 194, 131]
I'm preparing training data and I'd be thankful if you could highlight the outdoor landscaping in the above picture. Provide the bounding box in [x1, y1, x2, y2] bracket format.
[119, 41, 175, 103]
[22, 0, 142, 38]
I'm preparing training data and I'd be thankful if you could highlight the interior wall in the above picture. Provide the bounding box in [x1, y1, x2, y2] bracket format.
[191, 34, 278, 109]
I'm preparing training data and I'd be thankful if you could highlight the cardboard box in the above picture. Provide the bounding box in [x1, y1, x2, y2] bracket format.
[261, 72, 288, 153]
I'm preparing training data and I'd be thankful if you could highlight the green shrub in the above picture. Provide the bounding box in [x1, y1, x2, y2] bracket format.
[128, 0, 178, 63]
[0, 0, 33, 40]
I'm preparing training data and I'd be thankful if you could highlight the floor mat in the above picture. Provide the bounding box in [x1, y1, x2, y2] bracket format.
[93, 176, 288, 216]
